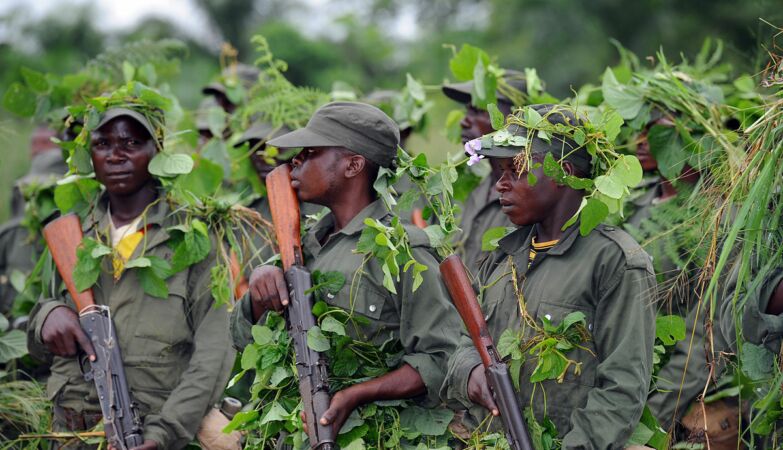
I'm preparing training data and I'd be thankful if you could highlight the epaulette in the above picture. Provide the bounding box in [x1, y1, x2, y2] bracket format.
[402, 223, 434, 248]
[596, 224, 654, 273]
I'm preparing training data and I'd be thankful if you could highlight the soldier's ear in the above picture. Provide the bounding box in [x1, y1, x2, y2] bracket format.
[344, 154, 367, 179]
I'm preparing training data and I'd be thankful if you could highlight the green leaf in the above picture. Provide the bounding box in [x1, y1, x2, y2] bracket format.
[0, 315, 8, 333]
[602, 108, 625, 142]
[647, 124, 686, 180]
[423, 225, 447, 249]
[497, 329, 521, 359]
[579, 198, 609, 236]
[312, 301, 329, 317]
[613, 155, 643, 187]
[399, 406, 454, 436]
[138, 267, 168, 298]
[655, 315, 686, 346]
[594, 175, 624, 199]
[333, 349, 360, 377]
[740, 343, 775, 381]
[210, 264, 231, 306]
[321, 316, 346, 336]
[223, 410, 258, 433]
[20, 67, 49, 93]
[148, 152, 194, 178]
[561, 311, 586, 331]
[601, 68, 644, 120]
[573, 128, 586, 146]
[311, 270, 346, 296]
[207, 106, 227, 138]
[0, 330, 28, 363]
[306, 326, 330, 352]
[73, 241, 102, 291]
[481, 226, 509, 251]
[240, 344, 258, 370]
[252, 325, 274, 345]
[122, 61, 135, 82]
[406, 73, 426, 102]
[626, 421, 655, 446]
[487, 103, 504, 130]
[449, 44, 490, 81]
[529, 348, 567, 383]
[124, 257, 151, 269]
[445, 109, 466, 144]
[525, 106, 544, 127]
[2, 82, 36, 117]
[733, 74, 755, 93]
[260, 402, 290, 425]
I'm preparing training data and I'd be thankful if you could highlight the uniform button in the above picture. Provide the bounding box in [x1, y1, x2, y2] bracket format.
[369, 305, 377, 313]
[605, 226, 615, 231]
[327, 293, 334, 299]
[544, 314, 551, 320]
[588, 323, 593, 331]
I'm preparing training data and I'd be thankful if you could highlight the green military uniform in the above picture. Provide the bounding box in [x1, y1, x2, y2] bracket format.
[720, 262, 783, 353]
[27, 195, 235, 449]
[444, 223, 656, 448]
[0, 218, 36, 315]
[624, 178, 729, 428]
[11, 149, 68, 218]
[231, 199, 463, 405]
[456, 175, 510, 273]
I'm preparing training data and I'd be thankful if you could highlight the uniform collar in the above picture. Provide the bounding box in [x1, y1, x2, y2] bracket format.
[304, 199, 389, 257]
[498, 221, 581, 258]
[85, 190, 171, 250]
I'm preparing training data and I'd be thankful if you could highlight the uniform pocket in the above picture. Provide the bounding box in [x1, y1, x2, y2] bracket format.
[533, 300, 598, 387]
[334, 278, 387, 321]
[133, 276, 191, 346]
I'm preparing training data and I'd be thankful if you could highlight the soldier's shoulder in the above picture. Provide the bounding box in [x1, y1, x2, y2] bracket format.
[402, 223, 435, 249]
[590, 224, 653, 272]
[0, 217, 25, 239]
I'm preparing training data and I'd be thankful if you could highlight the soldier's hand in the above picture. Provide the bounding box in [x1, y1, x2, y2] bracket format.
[301, 388, 360, 436]
[248, 265, 289, 321]
[40, 305, 95, 361]
[467, 364, 499, 416]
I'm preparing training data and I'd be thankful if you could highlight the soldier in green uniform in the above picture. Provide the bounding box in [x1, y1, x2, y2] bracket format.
[230, 102, 462, 434]
[628, 116, 730, 431]
[27, 107, 235, 450]
[1, 125, 67, 316]
[442, 71, 527, 272]
[202, 63, 260, 114]
[444, 105, 656, 449]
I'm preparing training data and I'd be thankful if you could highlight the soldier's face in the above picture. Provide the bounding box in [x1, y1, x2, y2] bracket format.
[289, 147, 344, 205]
[91, 117, 156, 196]
[635, 127, 658, 172]
[495, 156, 560, 226]
[460, 105, 494, 144]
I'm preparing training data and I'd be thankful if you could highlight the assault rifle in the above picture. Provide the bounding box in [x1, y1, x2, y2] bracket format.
[43, 214, 144, 450]
[266, 165, 335, 450]
[439, 254, 534, 450]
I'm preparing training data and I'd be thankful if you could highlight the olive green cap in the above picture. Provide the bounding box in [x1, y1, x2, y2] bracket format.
[442, 69, 528, 106]
[96, 107, 161, 143]
[472, 104, 592, 173]
[267, 101, 400, 168]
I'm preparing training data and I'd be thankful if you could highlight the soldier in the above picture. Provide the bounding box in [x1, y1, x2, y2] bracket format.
[202, 63, 260, 114]
[26, 106, 235, 450]
[230, 101, 462, 434]
[1, 125, 67, 316]
[442, 70, 527, 272]
[443, 104, 656, 449]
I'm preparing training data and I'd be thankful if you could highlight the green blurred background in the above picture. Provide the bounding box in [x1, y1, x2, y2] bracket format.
[1, 0, 781, 222]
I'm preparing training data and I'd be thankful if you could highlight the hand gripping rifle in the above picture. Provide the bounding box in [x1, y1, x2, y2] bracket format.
[42, 214, 144, 450]
[266, 165, 335, 450]
[439, 254, 534, 450]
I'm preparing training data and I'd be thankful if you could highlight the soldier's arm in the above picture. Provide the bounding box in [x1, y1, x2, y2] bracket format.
[561, 262, 656, 450]
[396, 246, 464, 406]
[720, 262, 783, 353]
[141, 251, 236, 449]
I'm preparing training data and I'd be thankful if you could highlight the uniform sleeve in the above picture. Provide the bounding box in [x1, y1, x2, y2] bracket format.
[26, 295, 69, 362]
[561, 265, 656, 450]
[230, 293, 258, 350]
[398, 247, 463, 407]
[142, 254, 236, 449]
[441, 334, 482, 408]
[720, 263, 783, 354]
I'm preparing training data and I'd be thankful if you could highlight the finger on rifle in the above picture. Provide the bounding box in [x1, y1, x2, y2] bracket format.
[300, 411, 309, 434]
[274, 270, 289, 306]
[74, 326, 96, 361]
[263, 277, 283, 312]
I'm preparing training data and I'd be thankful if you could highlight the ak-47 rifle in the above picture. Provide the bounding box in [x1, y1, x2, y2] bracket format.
[266, 165, 335, 450]
[439, 254, 534, 450]
[42, 214, 144, 450]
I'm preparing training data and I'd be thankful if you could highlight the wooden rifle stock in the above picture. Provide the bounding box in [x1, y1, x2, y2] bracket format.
[42, 214, 96, 312]
[440, 254, 534, 450]
[265, 164, 303, 270]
